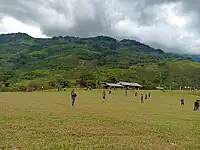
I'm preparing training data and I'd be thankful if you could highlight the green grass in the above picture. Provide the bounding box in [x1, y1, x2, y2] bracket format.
[0, 90, 200, 150]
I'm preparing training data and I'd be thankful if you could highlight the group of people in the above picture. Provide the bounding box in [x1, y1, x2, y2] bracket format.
[70, 89, 200, 111]
[102, 89, 151, 103]
[140, 92, 151, 103]
[180, 98, 200, 111]
[70, 88, 151, 105]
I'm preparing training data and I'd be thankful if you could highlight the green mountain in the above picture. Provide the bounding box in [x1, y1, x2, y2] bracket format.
[0, 33, 199, 91]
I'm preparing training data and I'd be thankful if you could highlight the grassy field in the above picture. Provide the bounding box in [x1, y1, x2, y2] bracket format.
[0, 90, 200, 150]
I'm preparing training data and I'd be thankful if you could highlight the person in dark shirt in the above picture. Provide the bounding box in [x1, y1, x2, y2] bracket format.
[180, 98, 184, 106]
[141, 94, 144, 103]
[102, 91, 106, 102]
[135, 91, 137, 97]
[109, 89, 112, 94]
[125, 89, 128, 96]
[145, 94, 148, 100]
[58, 86, 60, 91]
[71, 89, 77, 106]
[194, 100, 199, 111]
[148, 92, 151, 98]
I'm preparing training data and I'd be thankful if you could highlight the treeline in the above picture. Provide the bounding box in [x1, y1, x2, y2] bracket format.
[1, 60, 200, 92]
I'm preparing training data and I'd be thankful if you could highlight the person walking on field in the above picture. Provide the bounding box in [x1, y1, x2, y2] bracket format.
[102, 91, 106, 102]
[148, 92, 151, 98]
[145, 93, 148, 100]
[135, 91, 137, 97]
[109, 88, 112, 94]
[71, 89, 77, 106]
[194, 100, 199, 111]
[180, 97, 184, 107]
[141, 94, 144, 103]
[125, 88, 128, 96]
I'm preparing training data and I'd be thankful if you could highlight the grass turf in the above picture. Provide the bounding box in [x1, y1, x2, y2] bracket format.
[0, 90, 200, 150]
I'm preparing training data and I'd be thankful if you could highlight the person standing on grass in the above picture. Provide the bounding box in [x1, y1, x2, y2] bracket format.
[135, 91, 138, 97]
[141, 94, 144, 103]
[125, 88, 128, 96]
[180, 97, 184, 107]
[88, 86, 92, 90]
[71, 89, 77, 106]
[102, 91, 106, 102]
[145, 93, 148, 100]
[109, 88, 112, 94]
[148, 92, 151, 98]
[194, 100, 199, 111]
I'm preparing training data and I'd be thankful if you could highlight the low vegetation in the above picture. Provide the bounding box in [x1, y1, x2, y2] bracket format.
[0, 90, 200, 149]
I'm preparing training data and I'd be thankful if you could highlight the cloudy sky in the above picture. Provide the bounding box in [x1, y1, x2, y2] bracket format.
[0, 0, 200, 54]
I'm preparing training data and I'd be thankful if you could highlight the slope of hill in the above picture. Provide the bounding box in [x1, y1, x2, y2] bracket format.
[0, 33, 199, 91]
[183, 55, 200, 62]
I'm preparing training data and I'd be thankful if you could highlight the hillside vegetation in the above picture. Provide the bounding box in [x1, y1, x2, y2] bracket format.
[0, 33, 199, 91]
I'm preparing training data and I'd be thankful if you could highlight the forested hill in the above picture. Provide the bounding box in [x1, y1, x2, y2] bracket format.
[0, 33, 200, 91]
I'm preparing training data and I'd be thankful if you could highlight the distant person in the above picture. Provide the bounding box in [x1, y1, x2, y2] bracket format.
[145, 94, 148, 100]
[148, 92, 151, 98]
[194, 100, 199, 111]
[135, 91, 137, 97]
[41, 86, 44, 91]
[141, 94, 144, 103]
[108, 89, 112, 94]
[125, 89, 128, 96]
[180, 98, 184, 106]
[102, 91, 106, 102]
[88, 86, 92, 90]
[71, 89, 77, 106]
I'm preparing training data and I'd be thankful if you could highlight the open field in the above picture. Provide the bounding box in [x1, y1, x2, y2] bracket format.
[0, 90, 200, 150]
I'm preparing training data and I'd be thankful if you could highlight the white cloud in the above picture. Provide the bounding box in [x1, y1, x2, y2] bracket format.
[0, 0, 200, 54]
[0, 16, 47, 38]
[113, 2, 200, 54]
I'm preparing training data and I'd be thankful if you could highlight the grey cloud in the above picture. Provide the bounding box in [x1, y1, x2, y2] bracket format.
[0, 0, 200, 54]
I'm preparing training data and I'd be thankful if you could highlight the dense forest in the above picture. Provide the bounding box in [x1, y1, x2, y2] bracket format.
[0, 33, 200, 91]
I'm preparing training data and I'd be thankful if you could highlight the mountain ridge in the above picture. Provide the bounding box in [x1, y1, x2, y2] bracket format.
[0, 32, 196, 58]
[0, 32, 173, 53]
[1, 32, 196, 61]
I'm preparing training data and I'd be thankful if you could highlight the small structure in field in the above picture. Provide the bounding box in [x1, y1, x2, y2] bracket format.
[156, 87, 165, 92]
[103, 83, 124, 89]
[117, 81, 142, 90]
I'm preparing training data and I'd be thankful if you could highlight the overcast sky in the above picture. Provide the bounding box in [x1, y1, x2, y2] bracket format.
[0, 0, 200, 54]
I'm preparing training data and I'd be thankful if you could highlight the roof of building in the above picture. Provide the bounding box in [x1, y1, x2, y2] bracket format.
[105, 83, 124, 87]
[117, 81, 142, 87]
[156, 87, 165, 90]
